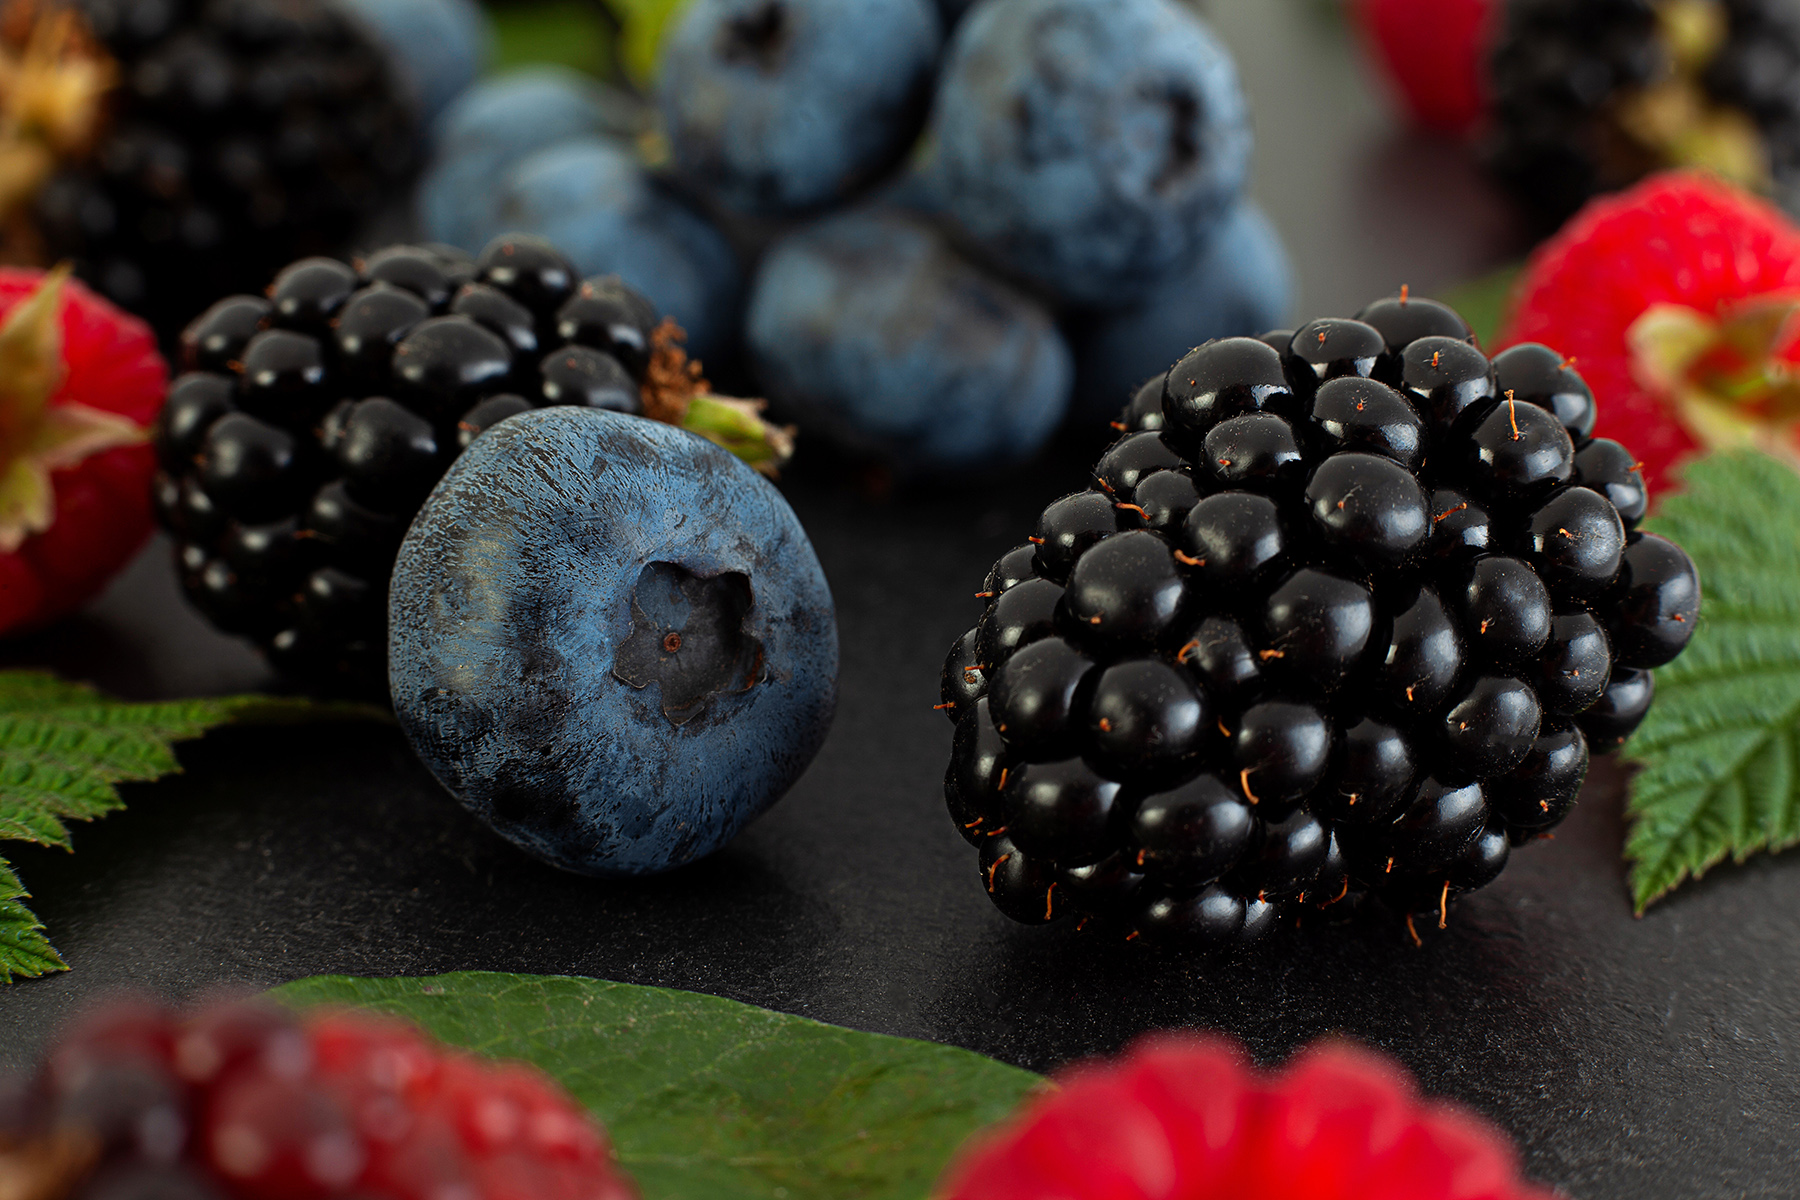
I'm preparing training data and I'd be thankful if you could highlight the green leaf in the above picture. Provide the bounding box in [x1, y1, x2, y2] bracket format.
[272, 971, 1041, 1200]
[1439, 264, 1521, 350]
[609, 0, 692, 87]
[489, 0, 619, 79]
[0, 670, 383, 981]
[1624, 451, 1800, 911]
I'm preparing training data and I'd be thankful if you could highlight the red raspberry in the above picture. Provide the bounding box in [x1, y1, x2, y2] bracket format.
[1354, 0, 1496, 136]
[1497, 171, 1800, 494]
[14, 997, 636, 1200]
[935, 1034, 1558, 1200]
[0, 267, 166, 635]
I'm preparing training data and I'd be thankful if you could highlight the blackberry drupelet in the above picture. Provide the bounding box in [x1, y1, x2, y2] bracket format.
[1485, 0, 1800, 223]
[0, 0, 417, 333]
[939, 293, 1700, 949]
[153, 233, 789, 694]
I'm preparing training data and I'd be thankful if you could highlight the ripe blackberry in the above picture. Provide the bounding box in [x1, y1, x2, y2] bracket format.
[1485, 0, 1800, 224]
[940, 294, 1701, 948]
[153, 234, 791, 694]
[0, 995, 638, 1199]
[0, 0, 417, 334]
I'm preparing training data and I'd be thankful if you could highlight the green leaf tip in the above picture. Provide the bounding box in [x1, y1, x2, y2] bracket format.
[1624, 450, 1800, 912]
[271, 971, 1042, 1200]
[0, 669, 386, 982]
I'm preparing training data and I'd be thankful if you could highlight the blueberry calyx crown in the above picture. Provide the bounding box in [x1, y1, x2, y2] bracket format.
[941, 293, 1701, 949]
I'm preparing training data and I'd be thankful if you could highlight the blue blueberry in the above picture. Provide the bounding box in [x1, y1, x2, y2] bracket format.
[337, 0, 492, 122]
[655, 0, 942, 214]
[390, 407, 838, 877]
[924, 0, 1251, 309]
[935, 0, 976, 24]
[489, 139, 744, 363]
[746, 208, 1072, 471]
[1073, 202, 1293, 426]
[419, 68, 639, 252]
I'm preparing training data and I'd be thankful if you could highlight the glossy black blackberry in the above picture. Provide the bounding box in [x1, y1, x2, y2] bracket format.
[12, 0, 418, 335]
[1485, 0, 1800, 224]
[941, 291, 1702, 948]
[153, 235, 670, 694]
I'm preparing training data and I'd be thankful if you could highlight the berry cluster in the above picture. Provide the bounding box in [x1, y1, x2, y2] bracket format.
[0, 997, 636, 1200]
[152, 235, 669, 692]
[1487, 0, 1800, 223]
[940, 295, 1700, 947]
[1, 0, 417, 331]
[936, 1034, 1557, 1200]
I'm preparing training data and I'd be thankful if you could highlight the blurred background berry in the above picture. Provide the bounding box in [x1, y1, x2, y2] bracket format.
[419, 0, 1296, 475]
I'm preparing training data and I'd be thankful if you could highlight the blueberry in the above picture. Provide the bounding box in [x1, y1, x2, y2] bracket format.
[389, 408, 838, 876]
[487, 140, 744, 362]
[1072, 203, 1292, 424]
[925, 0, 1251, 308]
[656, 0, 942, 214]
[746, 208, 1071, 471]
[432, 68, 634, 160]
[335, 0, 491, 122]
[420, 68, 632, 251]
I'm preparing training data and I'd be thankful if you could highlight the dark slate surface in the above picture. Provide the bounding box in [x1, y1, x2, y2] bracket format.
[3, 4, 1797, 1198]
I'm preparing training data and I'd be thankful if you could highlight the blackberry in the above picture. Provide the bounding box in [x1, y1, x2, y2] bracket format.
[939, 294, 1701, 949]
[0, 0, 417, 334]
[153, 233, 791, 695]
[1485, 0, 1800, 224]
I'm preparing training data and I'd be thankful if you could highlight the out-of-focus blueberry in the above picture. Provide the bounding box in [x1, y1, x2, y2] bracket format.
[419, 68, 638, 252]
[656, 0, 942, 214]
[925, 0, 1252, 309]
[747, 208, 1071, 472]
[1073, 202, 1292, 426]
[337, 0, 492, 122]
[487, 138, 743, 364]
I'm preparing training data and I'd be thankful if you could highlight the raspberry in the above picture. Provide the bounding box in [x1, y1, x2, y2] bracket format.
[1354, 0, 1497, 135]
[0, 267, 167, 636]
[1, 0, 415, 334]
[0, 996, 637, 1200]
[1499, 170, 1800, 493]
[154, 234, 789, 695]
[941, 295, 1701, 947]
[1484, 0, 1800, 225]
[935, 1035, 1560, 1200]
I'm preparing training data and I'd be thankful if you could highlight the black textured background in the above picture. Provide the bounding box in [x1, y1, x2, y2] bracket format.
[3, 5, 1797, 1198]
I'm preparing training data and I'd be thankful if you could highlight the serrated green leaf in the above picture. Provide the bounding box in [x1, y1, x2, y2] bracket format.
[1440, 264, 1521, 350]
[272, 971, 1041, 1200]
[0, 859, 62, 979]
[1625, 451, 1800, 911]
[0, 670, 384, 982]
